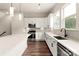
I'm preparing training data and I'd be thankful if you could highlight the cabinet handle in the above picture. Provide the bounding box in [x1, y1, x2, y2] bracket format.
[51, 43, 53, 47]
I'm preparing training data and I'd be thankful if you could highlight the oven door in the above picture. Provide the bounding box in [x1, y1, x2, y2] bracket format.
[58, 46, 70, 56]
[57, 43, 73, 56]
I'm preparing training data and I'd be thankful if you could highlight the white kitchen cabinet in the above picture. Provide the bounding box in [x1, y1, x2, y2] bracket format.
[50, 38, 57, 56]
[44, 33, 57, 56]
[44, 33, 50, 48]
[36, 32, 44, 41]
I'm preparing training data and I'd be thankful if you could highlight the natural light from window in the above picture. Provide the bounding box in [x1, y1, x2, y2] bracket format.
[53, 10, 60, 29]
[64, 3, 76, 29]
[64, 3, 76, 18]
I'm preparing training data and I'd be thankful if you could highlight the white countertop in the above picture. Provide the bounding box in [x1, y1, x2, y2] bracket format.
[0, 34, 29, 56]
[46, 32, 79, 56]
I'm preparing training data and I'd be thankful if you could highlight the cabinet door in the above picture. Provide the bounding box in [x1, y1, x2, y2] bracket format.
[50, 39, 57, 56]
[36, 33, 39, 40]
[44, 33, 48, 44]
[36, 32, 44, 41]
[45, 33, 57, 56]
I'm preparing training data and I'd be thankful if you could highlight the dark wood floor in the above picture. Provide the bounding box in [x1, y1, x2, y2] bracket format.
[22, 40, 52, 56]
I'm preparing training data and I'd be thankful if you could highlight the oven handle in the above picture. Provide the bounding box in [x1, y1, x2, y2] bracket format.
[58, 44, 73, 56]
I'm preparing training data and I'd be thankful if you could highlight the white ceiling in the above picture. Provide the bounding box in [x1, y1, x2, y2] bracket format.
[0, 3, 55, 17]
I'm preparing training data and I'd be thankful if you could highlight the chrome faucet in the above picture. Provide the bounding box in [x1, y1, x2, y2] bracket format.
[60, 28, 67, 37]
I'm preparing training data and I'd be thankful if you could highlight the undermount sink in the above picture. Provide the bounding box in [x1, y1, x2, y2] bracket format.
[54, 36, 66, 40]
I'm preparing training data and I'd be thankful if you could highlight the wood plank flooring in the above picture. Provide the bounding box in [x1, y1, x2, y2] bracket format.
[22, 40, 52, 56]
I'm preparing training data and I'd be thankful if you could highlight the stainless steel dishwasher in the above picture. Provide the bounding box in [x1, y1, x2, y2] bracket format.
[57, 42, 73, 56]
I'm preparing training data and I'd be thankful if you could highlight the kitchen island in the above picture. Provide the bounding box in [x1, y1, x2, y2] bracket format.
[0, 34, 29, 56]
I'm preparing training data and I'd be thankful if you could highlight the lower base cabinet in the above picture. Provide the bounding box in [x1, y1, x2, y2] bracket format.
[44, 33, 79, 56]
[44, 33, 57, 56]
[36, 32, 44, 41]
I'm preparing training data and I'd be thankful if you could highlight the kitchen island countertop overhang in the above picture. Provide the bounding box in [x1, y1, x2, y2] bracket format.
[0, 34, 30, 56]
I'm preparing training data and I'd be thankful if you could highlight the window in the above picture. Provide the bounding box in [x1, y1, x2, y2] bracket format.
[49, 13, 54, 29]
[53, 10, 61, 29]
[64, 3, 76, 29]
[65, 15, 76, 28]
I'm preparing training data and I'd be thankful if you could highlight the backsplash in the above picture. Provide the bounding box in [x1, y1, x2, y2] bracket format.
[52, 29, 79, 40]
[66, 30, 79, 40]
[52, 29, 65, 37]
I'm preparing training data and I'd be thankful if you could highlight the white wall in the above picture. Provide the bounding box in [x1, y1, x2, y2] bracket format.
[11, 14, 24, 34]
[76, 3, 79, 29]
[0, 12, 11, 36]
[0, 12, 25, 36]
